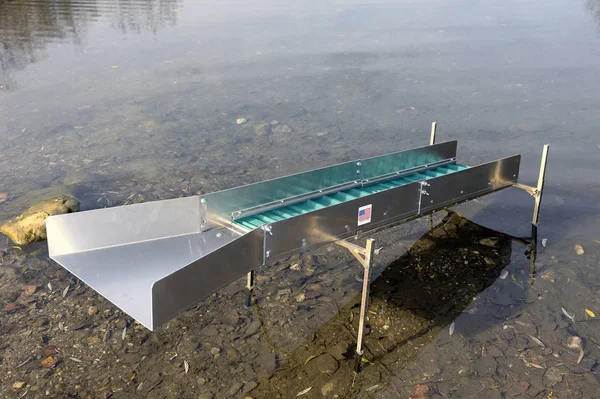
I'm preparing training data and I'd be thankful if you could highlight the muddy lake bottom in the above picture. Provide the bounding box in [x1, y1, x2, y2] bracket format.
[1, 211, 599, 398]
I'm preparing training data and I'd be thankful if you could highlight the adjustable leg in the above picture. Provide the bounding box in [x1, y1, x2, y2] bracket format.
[428, 122, 437, 230]
[430, 121, 437, 146]
[514, 144, 549, 285]
[335, 237, 376, 372]
[246, 270, 255, 306]
[355, 238, 374, 372]
[531, 144, 549, 227]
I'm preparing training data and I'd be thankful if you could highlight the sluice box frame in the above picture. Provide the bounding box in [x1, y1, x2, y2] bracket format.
[47, 123, 549, 370]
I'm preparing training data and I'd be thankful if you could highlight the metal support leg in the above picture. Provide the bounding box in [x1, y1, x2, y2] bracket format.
[430, 121, 437, 145]
[335, 237, 376, 372]
[531, 144, 549, 227]
[246, 270, 255, 306]
[429, 122, 437, 229]
[355, 238, 374, 372]
[514, 144, 549, 228]
[514, 144, 549, 285]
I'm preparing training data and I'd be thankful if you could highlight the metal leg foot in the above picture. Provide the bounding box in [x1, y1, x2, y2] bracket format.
[528, 224, 538, 285]
[354, 350, 363, 372]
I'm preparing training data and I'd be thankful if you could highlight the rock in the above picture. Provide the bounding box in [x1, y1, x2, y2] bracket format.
[477, 389, 502, 399]
[321, 381, 335, 396]
[0, 196, 79, 245]
[295, 292, 306, 303]
[273, 124, 293, 134]
[479, 237, 499, 247]
[245, 319, 261, 336]
[87, 306, 98, 316]
[236, 118, 247, 125]
[307, 354, 338, 376]
[12, 381, 26, 389]
[241, 380, 258, 395]
[229, 382, 244, 396]
[484, 257, 496, 265]
[574, 244, 584, 255]
[567, 336, 582, 349]
[543, 366, 564, 387]
[409, 385, 429, 399]
[210, 347, 221, 356]
[254, 123, 271, 136]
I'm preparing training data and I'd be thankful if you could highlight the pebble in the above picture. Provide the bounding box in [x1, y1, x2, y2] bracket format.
[307, 354, 339, 375]
[210, 347, 221, 356]
[295, 293, 306, 303]
[273, 124, 293, 134]
[574, 244, 584, 255]
[254, 123, 271, 136]
[543, 366, 564, 387]
[241, 380, 258, 395]
[321, 381, 335, 396]
[229, 382, 244, 396]
[479, 237, 499, 247]
[87, 306, 98, 316]
[236, 118, 247, 125]
[316, 131, 329, 137]
[245, 319, 261, 336]
[567, 336, 582, 349]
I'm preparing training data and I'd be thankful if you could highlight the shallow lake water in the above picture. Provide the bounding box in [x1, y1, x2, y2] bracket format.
[1, 0, 600, 397]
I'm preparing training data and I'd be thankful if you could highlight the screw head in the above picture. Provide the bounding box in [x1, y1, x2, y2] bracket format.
[266, 251, 270, 258]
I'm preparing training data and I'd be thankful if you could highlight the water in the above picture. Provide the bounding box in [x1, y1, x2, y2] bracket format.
[1, 0, 600, 397]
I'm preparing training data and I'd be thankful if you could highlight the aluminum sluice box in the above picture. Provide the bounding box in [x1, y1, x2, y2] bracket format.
[46, 140, 521, 329]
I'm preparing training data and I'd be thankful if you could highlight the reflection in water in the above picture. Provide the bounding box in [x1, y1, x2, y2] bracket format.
[0, 0, 181, 90]
[587, 0, 600, 25]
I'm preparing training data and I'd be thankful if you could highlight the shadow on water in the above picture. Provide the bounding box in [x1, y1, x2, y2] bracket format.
[249, 211, 533, 398]
[0, 0, 181, 90]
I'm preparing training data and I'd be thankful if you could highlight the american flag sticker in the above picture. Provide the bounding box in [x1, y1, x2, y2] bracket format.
[357, 204, 372, 226]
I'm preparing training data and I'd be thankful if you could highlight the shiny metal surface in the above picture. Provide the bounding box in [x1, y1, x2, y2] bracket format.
[151, 228, 264, 328]
[46, 140, 522, 331]
[264, 182, 421, 259]
[47, 196, 259, 330]
[419, 155, 521, 214]
[202, 141, 457, 225]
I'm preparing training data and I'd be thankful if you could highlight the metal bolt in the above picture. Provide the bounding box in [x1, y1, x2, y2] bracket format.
[356, 170, 360, 174]
[460, 190, 464, 194]
[356, 162, 362, 166]
[200, 198, 207, 204]
[266, 251, 270, 258]
[216, 232, 222, 238]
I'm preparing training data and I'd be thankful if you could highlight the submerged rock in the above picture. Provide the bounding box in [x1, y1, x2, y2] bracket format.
[254, 123, 271, 136]
[273, 124, 293, 134]
[0, 196, 80, 245]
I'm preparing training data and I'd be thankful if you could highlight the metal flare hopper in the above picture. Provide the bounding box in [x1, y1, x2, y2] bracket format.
[47, 137, 523, 330]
